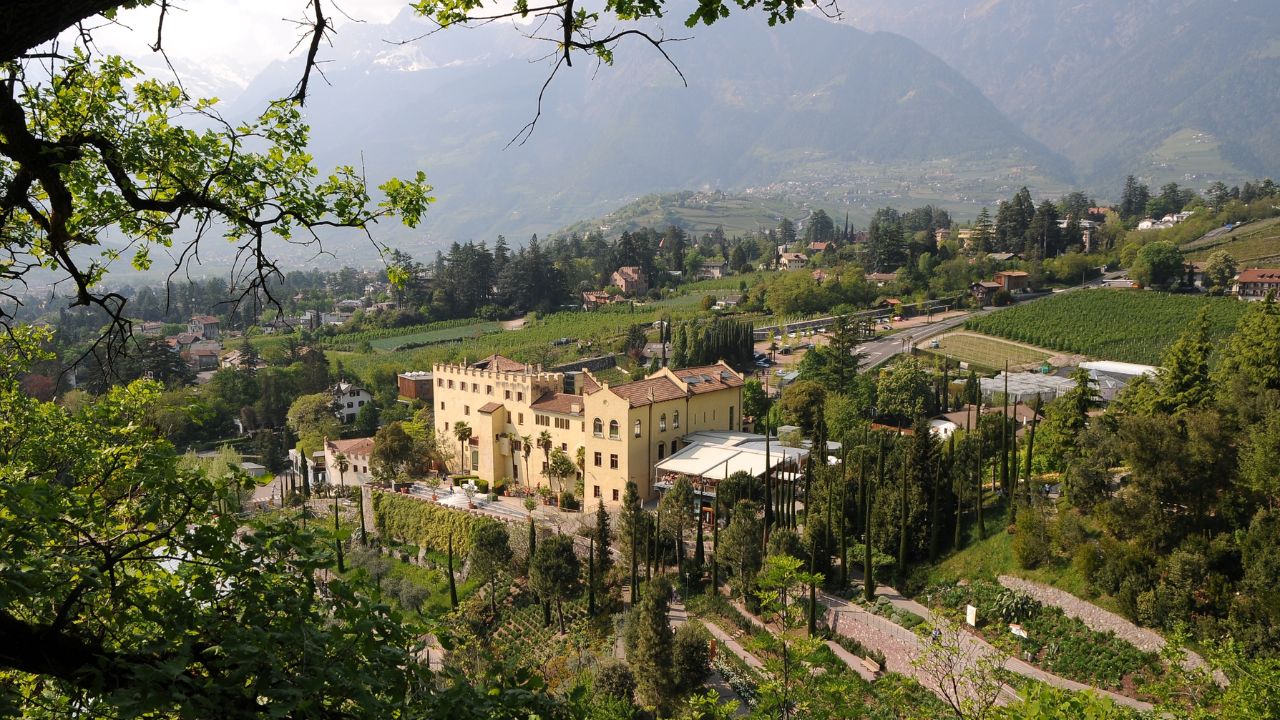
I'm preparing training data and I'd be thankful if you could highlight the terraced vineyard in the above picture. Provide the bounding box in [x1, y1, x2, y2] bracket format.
[485, 585, 603, 686]
[964, 290, 1247, 365]
[1183, 216, 1280, 265]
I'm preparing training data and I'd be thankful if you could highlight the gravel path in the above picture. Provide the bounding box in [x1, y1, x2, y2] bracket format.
[819, 573, 1162, 707]
[997, 574, 1223, 685]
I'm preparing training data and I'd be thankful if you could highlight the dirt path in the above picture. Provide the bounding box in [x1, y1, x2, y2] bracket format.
[998, 575, 1225, 685]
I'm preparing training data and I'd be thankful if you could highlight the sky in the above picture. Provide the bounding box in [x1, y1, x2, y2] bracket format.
[91, 0, 411, 97]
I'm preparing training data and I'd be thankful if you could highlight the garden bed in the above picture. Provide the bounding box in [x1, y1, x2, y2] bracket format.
[923, 580, 1160, 697]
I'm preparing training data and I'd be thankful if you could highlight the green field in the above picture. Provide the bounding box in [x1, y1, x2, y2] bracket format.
[932, 332, 1052, 370]
[1183, 216, 1280, 265]
[964, 289, 1248, 365]
[331, 277, 763, 378]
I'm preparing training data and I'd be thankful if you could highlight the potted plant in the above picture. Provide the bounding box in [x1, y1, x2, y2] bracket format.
[463, 480, 478, 509]
[425, 475, 442, 501]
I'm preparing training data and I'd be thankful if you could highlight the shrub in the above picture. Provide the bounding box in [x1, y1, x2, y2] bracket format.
[1053, 511, 1089, 556]
[1013, 509, 1052, 569]
[594, 659, 636, 701]
[672, 621, 713, 695]
[993, 589, 1038, 623]
[559, 491, 579, 511]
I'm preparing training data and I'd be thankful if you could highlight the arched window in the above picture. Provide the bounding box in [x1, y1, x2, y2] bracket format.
[593, 418, 603, 437]
[609, 420, 619, 439]
[659, 414, 667, 432]
[657, 442, 666, 460]
[634, 419, 642, 438]
[673, 411, 680, 429]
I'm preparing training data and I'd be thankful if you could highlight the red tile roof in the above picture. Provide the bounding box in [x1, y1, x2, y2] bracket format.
[672, 364, 744, 394]
[1238, 268, 1280, 283]
[609, 377, 687, 407]
[471, 354, 527, 372]
[478, 402, 504, 414]
[530, 392, 584, 415]
[581, 373, 601, 393]
[328, 437, 375, 458]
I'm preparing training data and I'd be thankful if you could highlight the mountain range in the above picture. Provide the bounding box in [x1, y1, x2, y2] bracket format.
[212, 0, 1277, 259]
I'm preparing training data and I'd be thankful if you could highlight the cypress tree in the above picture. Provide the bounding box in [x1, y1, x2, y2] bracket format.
[764, 418, 774, 535]
[711, 494, 720, 591]
[631, 506, 640, 603]
[976, 401, 985, 541]
[865, 435, 882, 602]
[595, 499, 611, 577]
[694, 489, 705, 568]
[808, 536, 818, 636]
[588, 535, 596, 616]
[1001, 362, 1010, 505]
[928, 463, 940, 563]
[839, 455, 849, 586]
[899, 437, 909, 584]
[1024, 396, 1041, 507]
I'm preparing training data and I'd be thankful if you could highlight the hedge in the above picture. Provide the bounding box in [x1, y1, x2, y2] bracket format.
[372, 490, 493, 555]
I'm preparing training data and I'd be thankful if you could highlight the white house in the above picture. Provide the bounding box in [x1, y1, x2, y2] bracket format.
[323, 436, 375, 487]
[330, 381, 374, 423]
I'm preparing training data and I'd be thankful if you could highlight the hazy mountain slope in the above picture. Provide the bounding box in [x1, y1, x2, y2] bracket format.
[834, 0, 1280, 187]
[228, 10, 1068, 253]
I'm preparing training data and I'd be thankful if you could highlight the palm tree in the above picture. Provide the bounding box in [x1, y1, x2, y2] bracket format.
[334, 451, 349, 573]
[520, 434, 533, 495]
[538, 430, 553, 492]
[454, 421, 472, 475]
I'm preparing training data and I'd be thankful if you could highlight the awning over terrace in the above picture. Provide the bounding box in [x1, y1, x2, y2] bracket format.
[654, 431, 808, 483]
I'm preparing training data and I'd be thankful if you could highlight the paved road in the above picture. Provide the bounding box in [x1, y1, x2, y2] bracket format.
[858, 270, 1125, 371]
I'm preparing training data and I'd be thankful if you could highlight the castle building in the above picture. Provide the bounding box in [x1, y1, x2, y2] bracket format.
[431, 354, 744, 503]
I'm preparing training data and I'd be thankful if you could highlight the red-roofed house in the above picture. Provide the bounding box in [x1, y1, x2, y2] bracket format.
[1235, 268, 1280, 299]
[188, 315, 221, 340]
[611, 266, 648, 295]
[324, 436, 376, 486]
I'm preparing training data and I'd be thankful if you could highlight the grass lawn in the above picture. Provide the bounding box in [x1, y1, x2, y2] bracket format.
[932, 332, 1052, 370]
[925, 504, 1123, 617]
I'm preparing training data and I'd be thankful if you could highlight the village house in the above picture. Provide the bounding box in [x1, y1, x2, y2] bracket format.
[1235, 268, 1280, 299]
[806, 241, 833, 255]
[696, 260, 730, 280]
[138, 321, 165, 336]
[779, 252, 808, 270]
[713, 295, 742, 310]
[970, 281, 1002, 305]
[187, 315, 221, 340]
[611, 266, 648, 295]
[330, 380, 374, 423]
[581, 290, 619, 310]
[431, 355, 745, 503]
[995, 270, 1031, 293]
[865, 272, 898, 286]
[186, 341, 222, 371]
[324, 436, 376, 487]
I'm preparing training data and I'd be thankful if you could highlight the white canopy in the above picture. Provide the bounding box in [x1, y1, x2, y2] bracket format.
[655, 431, 808, 481]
